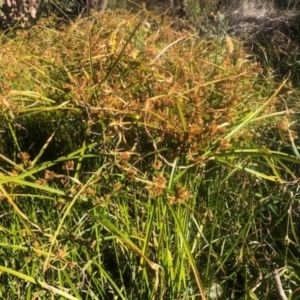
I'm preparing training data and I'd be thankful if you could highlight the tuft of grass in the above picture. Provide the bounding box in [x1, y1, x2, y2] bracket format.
[0, 7, 300, 300]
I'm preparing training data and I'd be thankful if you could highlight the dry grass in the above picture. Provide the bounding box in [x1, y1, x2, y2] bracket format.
[0, 9, 269, 164]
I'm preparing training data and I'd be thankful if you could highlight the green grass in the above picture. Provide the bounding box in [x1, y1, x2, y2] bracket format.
[0, 7, 300, 300]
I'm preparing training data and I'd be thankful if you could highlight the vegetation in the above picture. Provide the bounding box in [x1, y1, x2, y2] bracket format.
[0, 3, 300, 300]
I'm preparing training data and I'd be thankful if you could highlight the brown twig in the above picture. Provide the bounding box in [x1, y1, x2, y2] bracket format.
[273, 269, 288, 300]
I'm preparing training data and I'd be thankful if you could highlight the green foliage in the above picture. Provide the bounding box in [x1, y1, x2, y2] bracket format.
[0, 0, 104, 29]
